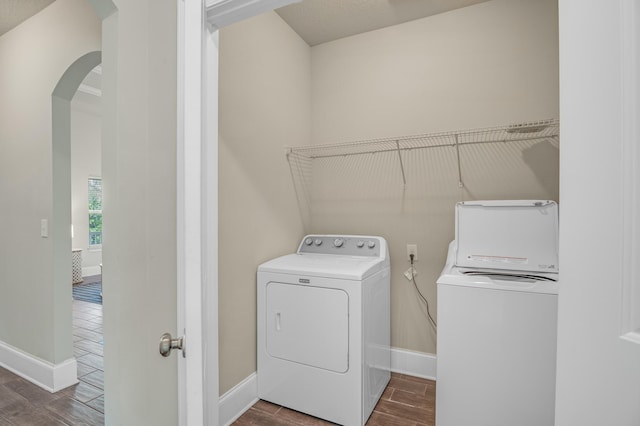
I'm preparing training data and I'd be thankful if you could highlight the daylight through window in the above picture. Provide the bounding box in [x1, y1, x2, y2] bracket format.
[88, 177, 102, 248]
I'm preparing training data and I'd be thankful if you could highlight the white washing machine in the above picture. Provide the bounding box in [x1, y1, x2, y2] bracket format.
[257, 235, 390, 426]
[436, 200, 559, 426]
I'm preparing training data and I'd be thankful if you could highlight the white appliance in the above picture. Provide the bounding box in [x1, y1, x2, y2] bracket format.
[257, 235, 390, 426]
[436, 200, 559, 426]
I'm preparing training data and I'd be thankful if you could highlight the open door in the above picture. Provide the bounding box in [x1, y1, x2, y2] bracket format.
[556, 0, 640, 424]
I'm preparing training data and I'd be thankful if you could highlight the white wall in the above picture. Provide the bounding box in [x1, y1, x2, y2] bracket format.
[217, 0, 559, 395]
[308, 0, 559, 355]
[71, 97, 102, 276]
[0, 0, 100, 365]
[218, 11, 311, 395]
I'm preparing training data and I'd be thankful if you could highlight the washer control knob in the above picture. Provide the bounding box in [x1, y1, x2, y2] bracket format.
[314, 239, 323, 246]
[334, 238, 344, 248]
[356, 241, 364, 248]
[367, 240, 376, 249]
[304, 238, 313, 246]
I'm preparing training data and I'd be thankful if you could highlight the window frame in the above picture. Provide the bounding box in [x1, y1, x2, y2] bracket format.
[88, 176, 103, 250]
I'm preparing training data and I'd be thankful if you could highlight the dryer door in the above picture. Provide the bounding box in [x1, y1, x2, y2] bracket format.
[266, 282, 349, 373]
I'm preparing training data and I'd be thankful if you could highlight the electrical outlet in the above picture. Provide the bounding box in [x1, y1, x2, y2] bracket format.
[406, 244, 418, 262]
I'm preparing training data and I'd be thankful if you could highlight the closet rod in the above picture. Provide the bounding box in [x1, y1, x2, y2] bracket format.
[299, 133, 558, 160]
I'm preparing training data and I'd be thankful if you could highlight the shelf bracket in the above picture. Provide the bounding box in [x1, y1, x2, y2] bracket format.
[395, 141, 407, 187]
[454, 134, 464, 189]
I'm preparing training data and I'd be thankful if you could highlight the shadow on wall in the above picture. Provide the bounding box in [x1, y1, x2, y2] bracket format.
[285, 132, 560, 353]
[522, 140, 560, 202]
[288, 137, 561, 223]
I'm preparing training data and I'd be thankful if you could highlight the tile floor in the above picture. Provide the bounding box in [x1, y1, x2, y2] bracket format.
[0, 287, 104, 425]
[233, 373, 436, 425]
[2, 280, 436, 425]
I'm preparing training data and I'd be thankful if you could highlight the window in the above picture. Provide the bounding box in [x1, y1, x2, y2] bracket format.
[88, 177, 102, 248]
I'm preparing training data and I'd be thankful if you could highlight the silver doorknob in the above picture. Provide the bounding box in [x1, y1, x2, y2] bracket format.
[159, 332, 185, 357]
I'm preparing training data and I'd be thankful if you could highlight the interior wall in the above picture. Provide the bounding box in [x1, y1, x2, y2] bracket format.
[218, 11, 311, 395]
[308, 0, 559, 354]
[71, 98, 102, 274]
[0, 0, 100, 363]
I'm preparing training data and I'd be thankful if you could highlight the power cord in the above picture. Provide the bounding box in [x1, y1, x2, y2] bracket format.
[410, 254, 437, 330]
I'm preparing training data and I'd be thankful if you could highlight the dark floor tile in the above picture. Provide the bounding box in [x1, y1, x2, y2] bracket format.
[0, 368, 20, 385]
[90, 325, 104, 334]
[0, 384, 29, 410]
[373, 399, 433, 424]
[73, 318, 102, 331]
[73, 311, 99, 321]
[74, 340, 103, 356]
[73, 347, 90, 358]
[77, 353, 104, 371]
[3, 379, 62, 406]
[233, 407, 297, 426]
[80, 370, 104, 390]
[86, 395, 104, 414]
[77, 363, 97, 378]
[252, 400, 281, 415]
[276, 407, 336, 425]
[389, 388, 434, 409]
[45, 397, 104, 425]
[0, 399, 36, 420]
[72, 304, 96, 314]
[62, 381, 103, 403]
[87, 316, 103, 325]
[2, 408, 69, 426]
[367, 411, 418, 426]
[73, 328, 103, 343]
[388, 375, 428, 396]
[380, 385, 394, 401]
[87, 305, 102, 321]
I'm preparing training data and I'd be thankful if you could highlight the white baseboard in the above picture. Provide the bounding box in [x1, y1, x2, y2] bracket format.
[82, 265, 102, 277]
[0, 340, 78, 392]
[219, 372, 258, 426]
[219, 348, 436, 424]
[391, 347, 437, 380]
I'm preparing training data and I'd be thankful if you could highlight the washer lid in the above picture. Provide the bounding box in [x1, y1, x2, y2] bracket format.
[258, 253, 388, 280]
[455, 200, 559, 273]
[437, 264, 559, 295]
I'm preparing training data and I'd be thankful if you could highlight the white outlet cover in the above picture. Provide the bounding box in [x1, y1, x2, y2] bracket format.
[406, 244, 418, 261]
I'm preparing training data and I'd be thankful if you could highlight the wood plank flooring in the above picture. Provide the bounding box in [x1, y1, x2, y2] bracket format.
[0, 292, 104, 425]
[2, 281, 435, 425]
[233, 373, 436, 426]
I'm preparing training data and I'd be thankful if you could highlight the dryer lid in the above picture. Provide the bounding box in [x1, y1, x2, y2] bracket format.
[454, 200, 559, 273]
[258, 253, 388, 280]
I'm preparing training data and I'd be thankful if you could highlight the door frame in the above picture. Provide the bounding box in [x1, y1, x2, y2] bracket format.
[177, 1, 301, 425]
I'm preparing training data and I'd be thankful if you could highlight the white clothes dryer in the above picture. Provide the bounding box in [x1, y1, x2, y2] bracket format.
[436, 200, 559, 426]
[257, 235, 390, 426]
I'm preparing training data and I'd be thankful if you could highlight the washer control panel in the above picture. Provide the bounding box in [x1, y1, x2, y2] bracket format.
[298, 235, 382, 257]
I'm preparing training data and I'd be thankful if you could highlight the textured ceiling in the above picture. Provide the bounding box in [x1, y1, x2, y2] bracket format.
[276, 0, 491, 46]
[0, 0, 55, 37]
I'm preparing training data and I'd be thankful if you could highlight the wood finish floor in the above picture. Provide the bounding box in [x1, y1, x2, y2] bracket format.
[233, 373, 436, 426]
[2, 285, 435, 425]
[0, 292, 104, 425]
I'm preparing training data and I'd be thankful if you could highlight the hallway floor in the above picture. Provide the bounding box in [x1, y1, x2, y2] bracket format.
[0, 297, 104, 425]
[1, 291, 435, 425]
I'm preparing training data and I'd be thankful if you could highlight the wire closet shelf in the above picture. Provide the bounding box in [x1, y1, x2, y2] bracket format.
[285, 119, 559, 187]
